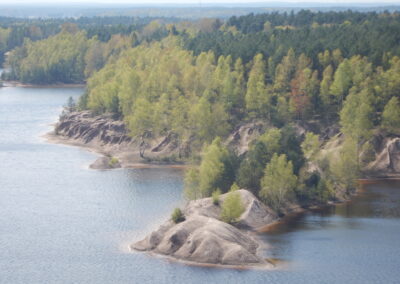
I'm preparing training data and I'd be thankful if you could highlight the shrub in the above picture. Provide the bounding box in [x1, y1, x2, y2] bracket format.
[212, 189, 222, 205]
[260, 153, 297, 212]
[230, 182, 240, 192]
[171, 208, 185, 223]
[109, 157, 119, 167]
[220, 191, 244, 224]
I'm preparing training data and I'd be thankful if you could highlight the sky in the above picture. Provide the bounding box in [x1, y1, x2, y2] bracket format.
[1, 0, 400, 4]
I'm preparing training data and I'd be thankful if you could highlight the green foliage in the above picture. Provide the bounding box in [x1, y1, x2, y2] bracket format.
[314, 178, 335, 203]
[382, 97, 400, 134]
[212, 189, 222, 205]
[108, 157, 119, 167]
[189, 96, 231, 142]
[320, 65, 333, 101]
[127, 98, 154, 136]
[258, 128, 282, 156]
[230, 182, 240, 192]
[0, 27, 10, 64]
[237, 141, 269, 194]
[330, 138, 359, 190]
[301, 132, 321, 161]
[5, 30, 90, 84]
[187, 11, 400, 66]
[340, 90, 374, 143]
[360, 141, 376, 166]
[85, 41, 236, 144]
[279, 124, 305, 174]
[245, 53, 271, 117]
[184, 137, 237, 199]
[260, 154, 298, 211]
[220, 191, 244, 224]
[184, 167, 200, 200]
[375, 57, 400, 104]
[297, 171, 335, 203]
[237, 126, 301, 197]
[171, 208, 185, 224]
[330, 59, 352, 104]
[198, 137, 231, 197]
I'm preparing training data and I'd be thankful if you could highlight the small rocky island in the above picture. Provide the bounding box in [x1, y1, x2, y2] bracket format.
[132, 189, 278, 268]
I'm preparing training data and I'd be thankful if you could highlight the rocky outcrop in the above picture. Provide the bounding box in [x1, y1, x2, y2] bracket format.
[226, 121, 267, 156]
[367, 136, 400, 177]
[132, 190, 277, 267]
[52, 111, 182, 167]
[89, 156, 121, 169]
[55, 110, 133, 148]
[293, 120, 340, 140]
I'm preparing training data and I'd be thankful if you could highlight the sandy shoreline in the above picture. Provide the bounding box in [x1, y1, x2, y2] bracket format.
[2, 81, 86, 88]
[139, 250, 279, 270]
[44, 131, 187, 170]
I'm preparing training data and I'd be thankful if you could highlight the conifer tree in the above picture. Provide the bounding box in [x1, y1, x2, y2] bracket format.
[198, 137, 230, 197]
[382, 97, 400, 134]
[245, 53, 267, 117]
[330, 59, 352, 106]
[260, 154, 297, 211]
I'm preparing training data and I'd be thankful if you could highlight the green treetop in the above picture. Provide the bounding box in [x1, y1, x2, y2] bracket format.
[382, 97, 400, 134]
[260, 153, 298, 211]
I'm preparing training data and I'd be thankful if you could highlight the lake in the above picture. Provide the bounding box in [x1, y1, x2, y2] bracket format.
[0, 86, 399, 283]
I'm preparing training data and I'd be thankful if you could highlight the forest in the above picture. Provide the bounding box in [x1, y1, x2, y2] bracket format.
[3, 10, 400, 212]
[0, 16, 175, 68]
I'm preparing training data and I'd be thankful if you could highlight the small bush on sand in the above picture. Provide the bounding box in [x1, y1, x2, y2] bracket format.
[220, 191, 244, 224]
[109, 157, 119, 167]
[171, 208, 185, 223]
[212, 189, 222, 205]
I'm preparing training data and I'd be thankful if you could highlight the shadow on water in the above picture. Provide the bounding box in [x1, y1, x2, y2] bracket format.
[259, 179, 400, 261]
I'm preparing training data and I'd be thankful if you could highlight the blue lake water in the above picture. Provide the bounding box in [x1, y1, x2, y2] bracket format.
[0, 86, 399, 283]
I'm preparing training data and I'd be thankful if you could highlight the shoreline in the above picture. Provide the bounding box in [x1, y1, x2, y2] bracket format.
[257, 194, 355, 234]
[2, 80, 86, 88]
[44, 131, 187, 170]
[257, 177, 400, 234]
[138, 250, 278, 270]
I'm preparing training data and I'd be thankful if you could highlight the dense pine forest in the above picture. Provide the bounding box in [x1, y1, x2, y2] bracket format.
[3, 10, 400, 212]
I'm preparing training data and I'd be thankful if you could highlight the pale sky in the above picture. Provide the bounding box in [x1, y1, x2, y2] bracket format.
[1, 0, 400, 4]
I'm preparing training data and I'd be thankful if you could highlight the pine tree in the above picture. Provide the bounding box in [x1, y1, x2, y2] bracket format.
[220, 190, 244, 224]
[320, 65, 334, 109]
[274, 48, 296, 92]
[330, 59, 352, 106]
[184, 167, 200, 200]
[301, 132, 320, 161]
[245, 53, 267, 117]
[198, 137, 230, 197]
[382, 97, 400, 134]
[340, 90, 374, 143]
[260, 154, 297, 211]
[330, 138, 359, 190]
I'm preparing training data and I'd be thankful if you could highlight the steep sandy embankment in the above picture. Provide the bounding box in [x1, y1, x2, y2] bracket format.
[47, 111, 185, 169]
[48, 111, 400, 177]
[366, 135, 400, 178]
[47, 110, 268, 169]
[132, 189, 278, 268]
